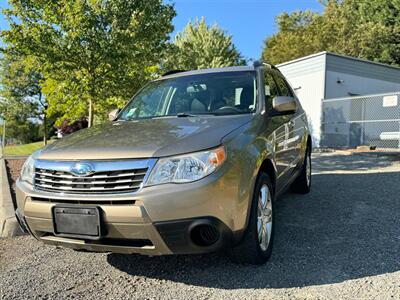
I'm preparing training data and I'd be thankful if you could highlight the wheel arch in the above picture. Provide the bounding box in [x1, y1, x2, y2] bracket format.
[258, 158, 277, 195]
[237, 156, 277, 245]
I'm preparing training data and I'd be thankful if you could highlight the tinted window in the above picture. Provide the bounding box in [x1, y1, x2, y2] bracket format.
[273, 73, 293, 97]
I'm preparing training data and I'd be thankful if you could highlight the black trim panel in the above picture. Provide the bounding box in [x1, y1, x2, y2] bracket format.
[154, 216, 232, 254]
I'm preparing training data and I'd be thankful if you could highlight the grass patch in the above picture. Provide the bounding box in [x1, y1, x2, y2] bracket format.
[3, 140, 54, 156]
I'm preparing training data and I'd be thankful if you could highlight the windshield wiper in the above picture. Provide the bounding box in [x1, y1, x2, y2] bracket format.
[120, 112, 218, 121]
[176, 112, 215, 117]
[176, 112, 197, 117]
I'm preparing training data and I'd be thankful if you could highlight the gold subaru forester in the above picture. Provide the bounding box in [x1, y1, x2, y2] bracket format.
[16, 63, 311, 264]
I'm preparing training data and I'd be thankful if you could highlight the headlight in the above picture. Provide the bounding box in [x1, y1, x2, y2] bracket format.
[20, 155, 36, 185]
[146, 146, 226, 185]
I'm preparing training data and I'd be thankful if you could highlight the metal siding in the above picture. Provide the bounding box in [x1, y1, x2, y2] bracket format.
[278, 55, 326, 146]
[278, 54, 325, 78]
[326, 54, 400, 84]
[326, 71, 400, 99]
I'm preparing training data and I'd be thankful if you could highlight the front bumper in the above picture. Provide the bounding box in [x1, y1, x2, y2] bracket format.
[16, 168, 248, 255]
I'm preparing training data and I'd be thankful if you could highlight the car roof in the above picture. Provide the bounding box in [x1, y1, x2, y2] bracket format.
[156, 66, 256, 80]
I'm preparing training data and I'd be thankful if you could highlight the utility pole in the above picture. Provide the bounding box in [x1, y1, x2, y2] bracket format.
[38, 92, 48, 146]
[1, 120, 5, 157]
[88, 99, 93, 128]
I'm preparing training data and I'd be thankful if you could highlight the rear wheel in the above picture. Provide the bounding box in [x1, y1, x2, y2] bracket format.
[291, 147, 311, 194]
[228, 173, 274, 265]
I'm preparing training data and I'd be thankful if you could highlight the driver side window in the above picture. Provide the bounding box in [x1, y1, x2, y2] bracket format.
[273, 74, 293, 97]
[264, 70, 279, 107]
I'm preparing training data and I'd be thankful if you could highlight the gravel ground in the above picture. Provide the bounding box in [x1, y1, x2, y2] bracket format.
[1, 153, 400, 299]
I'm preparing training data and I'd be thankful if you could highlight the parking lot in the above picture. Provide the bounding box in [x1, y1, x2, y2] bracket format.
[1, 152, 399, 299]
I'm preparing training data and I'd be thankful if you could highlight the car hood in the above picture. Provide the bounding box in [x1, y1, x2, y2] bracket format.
[38, 115, 254, 160]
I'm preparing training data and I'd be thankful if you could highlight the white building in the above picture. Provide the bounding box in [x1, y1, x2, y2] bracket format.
[277, 51, 400, 147]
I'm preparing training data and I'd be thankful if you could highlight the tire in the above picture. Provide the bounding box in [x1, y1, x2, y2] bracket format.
[291, 147, 311, 194]
[228, 173, 274, 265]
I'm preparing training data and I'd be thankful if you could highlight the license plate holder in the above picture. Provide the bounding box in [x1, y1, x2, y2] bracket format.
[52, 206, 102, 240]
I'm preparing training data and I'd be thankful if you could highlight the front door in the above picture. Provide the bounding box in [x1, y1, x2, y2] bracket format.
[263, 70, 293, 184]
[272, 71, 300, 178]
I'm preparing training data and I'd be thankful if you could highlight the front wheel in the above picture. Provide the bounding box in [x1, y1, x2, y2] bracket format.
[228, 173, 274, 265]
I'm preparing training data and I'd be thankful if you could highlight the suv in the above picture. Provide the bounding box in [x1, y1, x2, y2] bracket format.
[16, 63, 311, 265]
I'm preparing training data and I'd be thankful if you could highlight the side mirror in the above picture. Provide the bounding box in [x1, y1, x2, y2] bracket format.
[270, 96, 297, 116]
[108, 108, 120, 121]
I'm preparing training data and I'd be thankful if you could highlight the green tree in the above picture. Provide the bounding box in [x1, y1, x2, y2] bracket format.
[262, 10, 324, 65]
[166, 18, 245, 71]
[0, 117, 42, 145]
[0, 54, 48, 144]
[262, 0, 400, 66]
[1, 0, 176, 126]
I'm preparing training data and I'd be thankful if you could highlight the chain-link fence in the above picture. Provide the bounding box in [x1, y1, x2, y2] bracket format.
[321, 92, 400, 149]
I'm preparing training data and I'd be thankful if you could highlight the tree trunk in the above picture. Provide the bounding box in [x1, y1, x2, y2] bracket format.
[39, 92, 48, 146]
[88, 99, 93, 127]
[43, 113, 47, 146]
[88, 73, 96, 128]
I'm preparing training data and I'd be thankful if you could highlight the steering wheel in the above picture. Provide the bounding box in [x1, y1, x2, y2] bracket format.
[215, 106, 242, 113]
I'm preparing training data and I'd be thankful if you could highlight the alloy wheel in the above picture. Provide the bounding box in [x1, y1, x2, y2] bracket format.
[257, 184, 273, 251]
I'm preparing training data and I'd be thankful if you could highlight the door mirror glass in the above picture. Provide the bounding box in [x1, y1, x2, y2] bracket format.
[108, 108, 120, 121]
[272, 96, 297, 115]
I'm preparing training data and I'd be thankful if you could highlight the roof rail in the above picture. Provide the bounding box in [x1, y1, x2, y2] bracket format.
[253, 60, 278, 70]
[162, 70, 186, 76]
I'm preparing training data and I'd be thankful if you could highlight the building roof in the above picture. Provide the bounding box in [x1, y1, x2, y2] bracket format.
[277, 51, 400, 72]
[277, 51, 400, 84]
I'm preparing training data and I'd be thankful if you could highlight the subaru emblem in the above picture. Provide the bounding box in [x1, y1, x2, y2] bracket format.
[70, 163, 94, 177]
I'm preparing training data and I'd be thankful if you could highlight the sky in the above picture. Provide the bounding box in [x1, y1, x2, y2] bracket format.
[0, 0, 324, 60]
[170, 0, 323, 60]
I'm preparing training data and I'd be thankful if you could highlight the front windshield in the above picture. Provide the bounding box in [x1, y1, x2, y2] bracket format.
[118, 71, 257, 120]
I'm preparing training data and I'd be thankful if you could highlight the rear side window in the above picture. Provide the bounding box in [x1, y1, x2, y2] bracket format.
[273, 73, 293, 97]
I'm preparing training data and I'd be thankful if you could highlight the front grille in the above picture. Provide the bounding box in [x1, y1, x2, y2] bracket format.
[34, 168, 148, 194]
